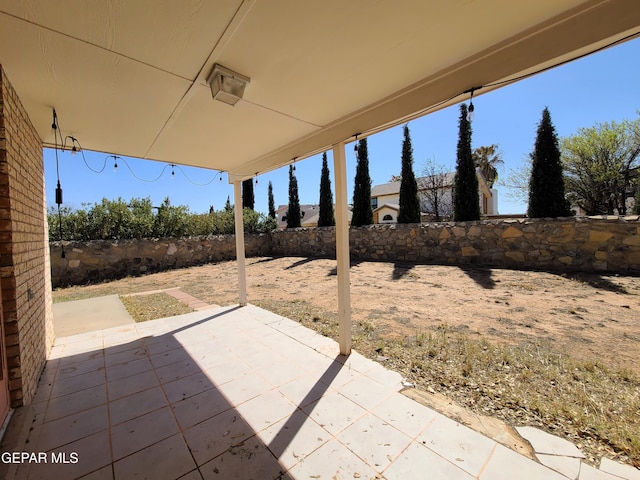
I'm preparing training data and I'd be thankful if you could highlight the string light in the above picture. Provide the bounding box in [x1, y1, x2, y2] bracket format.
[67, 136, 81, 155]
[354, 134, 360, 160]
[111, 155, 119, 172]
[171, 164, 175, 179]
[467, 88, 476, 122]
[255, 173, 259, 185]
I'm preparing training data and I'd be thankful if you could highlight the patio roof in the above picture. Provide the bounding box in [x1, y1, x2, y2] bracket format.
[1, 1, 639, 181]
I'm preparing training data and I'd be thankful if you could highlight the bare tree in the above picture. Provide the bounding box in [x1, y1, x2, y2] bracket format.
[419, 158, 453, 221]
[498, 155, 531, 203]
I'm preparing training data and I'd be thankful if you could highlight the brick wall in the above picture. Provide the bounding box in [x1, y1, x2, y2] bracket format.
[0, 66, 53, 406]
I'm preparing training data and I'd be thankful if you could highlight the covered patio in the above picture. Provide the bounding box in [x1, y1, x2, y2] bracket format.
[15, 304, 566, 479]
[1, 1, 640, 478]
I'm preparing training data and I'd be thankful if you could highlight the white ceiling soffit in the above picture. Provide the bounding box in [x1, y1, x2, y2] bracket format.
[0, 1, 639, 181]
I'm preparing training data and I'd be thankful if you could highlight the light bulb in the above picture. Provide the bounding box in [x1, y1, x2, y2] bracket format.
[113, 162, 118, 172]
[467, 102, 475, 122]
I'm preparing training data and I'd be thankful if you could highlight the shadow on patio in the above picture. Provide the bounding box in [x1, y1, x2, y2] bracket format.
[12, 304, 565, 479]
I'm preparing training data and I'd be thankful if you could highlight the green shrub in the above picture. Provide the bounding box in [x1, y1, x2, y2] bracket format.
[48, 196, 276, 241]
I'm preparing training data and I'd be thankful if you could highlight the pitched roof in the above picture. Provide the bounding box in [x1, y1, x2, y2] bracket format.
[275, 204, 352, 228]
[371, 181, 400, 197]
[372, 173, 457, 197]
[373, 203, 400, 213]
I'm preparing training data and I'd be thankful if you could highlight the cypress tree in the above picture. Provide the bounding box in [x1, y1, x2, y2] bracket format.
[318, 152, 335, 227]
[351, 138, 373, 226]
[267, 181, 276, 219]
[453, 104, 480, 221]
[242, 178, 254, 210]
[528, 107, 572, 218]
[398, 124, 421, 223]
[286, 165, 301, 228]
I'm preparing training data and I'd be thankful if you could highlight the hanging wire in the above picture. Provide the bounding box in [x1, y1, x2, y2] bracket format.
[52, 109, 217, 184]
[65, 137, 108, 173]
[172, 164, 223, 186]
[69, 148, 224, 186]
[51, 109, 65, 258]
[120, 157, 171, 182]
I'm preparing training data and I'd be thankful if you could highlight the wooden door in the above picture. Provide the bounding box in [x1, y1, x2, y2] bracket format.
[0, 287, 10, 426]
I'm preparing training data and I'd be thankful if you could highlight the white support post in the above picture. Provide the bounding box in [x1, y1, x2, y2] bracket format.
[332, 142, 351, 355]
[233, 181, 247, 306]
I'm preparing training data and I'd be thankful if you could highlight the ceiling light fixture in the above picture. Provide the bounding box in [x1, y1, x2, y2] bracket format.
[207, 64, 250, 106]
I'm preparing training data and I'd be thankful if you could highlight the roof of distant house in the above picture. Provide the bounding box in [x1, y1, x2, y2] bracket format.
[275, 204, 352, 227]
[373, 203, 399, 213]
[372, 173, 457, 197]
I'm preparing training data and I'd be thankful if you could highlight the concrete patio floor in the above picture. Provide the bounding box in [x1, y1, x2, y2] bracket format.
[14, 304, 573, 479]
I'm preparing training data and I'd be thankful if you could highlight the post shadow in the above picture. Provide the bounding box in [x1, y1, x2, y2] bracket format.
[459, 265, 496, 289]
[391, 262, 416, 280]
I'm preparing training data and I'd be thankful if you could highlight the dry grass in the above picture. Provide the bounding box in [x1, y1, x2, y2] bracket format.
[119, 293, 192, 322]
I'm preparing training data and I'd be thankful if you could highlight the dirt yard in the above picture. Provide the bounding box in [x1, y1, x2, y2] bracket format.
[56, 256, 640, 372]
[243, 257, 640, 373]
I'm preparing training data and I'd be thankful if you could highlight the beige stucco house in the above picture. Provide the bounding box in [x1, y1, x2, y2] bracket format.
[371, 171, 498, 223]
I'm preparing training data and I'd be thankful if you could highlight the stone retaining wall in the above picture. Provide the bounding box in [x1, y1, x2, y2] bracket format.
[50, 234, 271, 287]
[51, 216, 640, 287]
[279, 217, 640, 271]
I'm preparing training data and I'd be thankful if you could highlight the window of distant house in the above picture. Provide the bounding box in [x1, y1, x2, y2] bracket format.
[371, 198, 378, 209]
[383, 214, 393, 221]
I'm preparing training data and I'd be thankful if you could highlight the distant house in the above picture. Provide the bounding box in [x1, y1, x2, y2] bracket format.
[276, 204, 352, 228]
[371, 170, 497, 223]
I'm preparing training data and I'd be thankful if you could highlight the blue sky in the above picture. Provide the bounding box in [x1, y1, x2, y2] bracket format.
[44, 37, 640, 216]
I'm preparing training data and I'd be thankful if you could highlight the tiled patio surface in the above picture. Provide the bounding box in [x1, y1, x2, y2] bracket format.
[17, 304, 569, 479]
